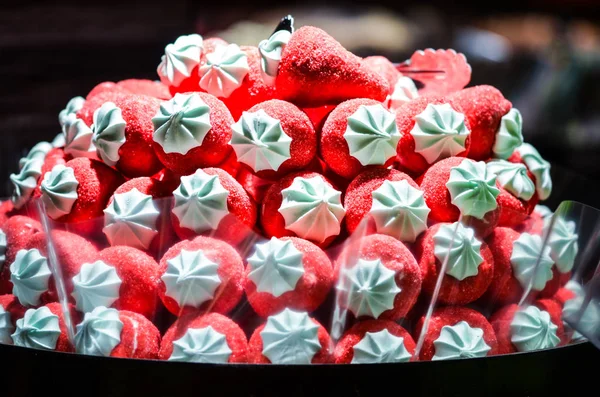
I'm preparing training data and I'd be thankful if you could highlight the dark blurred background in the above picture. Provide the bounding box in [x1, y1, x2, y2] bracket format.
[2, 0, 600, 206]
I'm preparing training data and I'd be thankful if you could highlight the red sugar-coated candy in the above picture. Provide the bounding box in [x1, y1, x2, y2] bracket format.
[114, 177, 173, 199]
[245, 237, 334, 317]
[159, 312, 248, 362]
[158, 236, 244, 316]
[407, 49, 471, 96]
[496, 187, 539, 228]
[109, 310, 161, 359]
[200, 37, 229, 62]
[260, 171, 342, 248]
[302, 105, 336, 133]
[362, 56, 401, 94]
[86, 81, 128, 100]
[396, 96, 471, 176]
[419, 156, 500, 237]
[77, 90, 130, 127]
[47, 302, 81, 352]
[0, 294, 27, 325]
[415, 223, 494, 305]
[27, 229, 99, 305]
[320, 98, 393, 180]
[449, 86, 512, 161]
[152, 92, 234, 175]
[150, 167, 182, 193]
[236, 167, 274, 205]
[97, 246, 161, 319]
[536, 298, 569, 344]
[514, 208, 545, 235]
[236, 99, 317, 179]
[414, 306, 498, 361]
[41, 148, 68, 177]
[344, 168, 419, 235]
[117, 79, 172, 100]
[171, 168, 257, 245]
[334, 319, 417, 363]
[334, 234, 422, 321]
[553, 286, 576, 308]
[248, 313, 333, 364]
[276, 26, 389, 106]
[0, 200, 15, 227]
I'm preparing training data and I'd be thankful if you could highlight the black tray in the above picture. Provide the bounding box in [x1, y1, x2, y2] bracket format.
[3, 342, 597, 397]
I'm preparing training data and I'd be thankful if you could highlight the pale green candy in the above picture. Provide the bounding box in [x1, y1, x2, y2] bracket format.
[10, 248, 51, 307]
[40, 164, 79, 220]
[446, 159, 500, 219]
[72, 261, 122, 313]
[486, 160, 535, 201]
[510, 233, 554, 291]
[492, 108, 523, 159]
[157, 34, 203, 87]
[199, 44, 249, 98]
[19, 141, 53, 168]
[169, 326, 232, 363]
[74, 306, 123, 357]
[432, 321, 491, 360]
[351, 329, 412, 364]
[259, 30, 291, 83]
[92, 101, 126, 167]
[63, 116, 97, 159]
[543, 216, 578, 273]
[516, 143, 552, 200]
[433, 222, 484, 281]
[510, 305, 559, 352]
[0, 305, 14, 344]
[59, 96, 86, 127]
[11, 307, 61, 350]
[10, 158, 44, 209]
[388, 77, 418, 110]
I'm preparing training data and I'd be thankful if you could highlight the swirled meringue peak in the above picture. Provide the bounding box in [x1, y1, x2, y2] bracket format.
[40, 164, 79, 220]
[10, 248, 51, 307]
[11, 306, 60, 350]
[260, 308, 321, 364]
[161, 248, 221, 308]
[486, 160, 535, 201]
[351, 329, 412, 364]
[157, 34, 204, 87]
[410, 103, 470, 164]
[0, 305, 14, 344]
[172, 169, 230, 234]
[103, 188, 160, 250]
[510, 233, 554, 291]
[19, 141, 53, 168]
[63, 116, 97, 159]
[337, 258, 401, 319]
[169, 326, 232, 363]
[59, 96, 86, 127]
[10, 158, 44, 209]
[279, 176, 345, 244]
[387, 76, 419, 110]
[72, 260, 122, 313]
[563, 293, 600, 342]
[74, 306, 123, 357]
[369, 179, 430, 243]
[92, 101, 127, 167]
[199, 44, 249, 98]
[492, 108, 523, 159]
[152, 93, 212, 155]
[259, 29, 292, 84]
[446, 159, 500, 219]
[432, 321, 491, 360]
[515, 143, 552, 200]
[230, 109, 292, 172]
[344, 104, 400, 166]
[543, 216, 578, 273]
[247, 237, 305, 297]
[510, 305, 559, 352]
[434, 222, 484, 281]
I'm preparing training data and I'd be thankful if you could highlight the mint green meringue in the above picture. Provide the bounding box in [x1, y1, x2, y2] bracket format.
[157, 34, 204, 87]
[510, 233, 554, 291]
[259, 30, 291, 84]
[247, 237, 305, 298]
[344, 104, 400, 166]
[510, 305, 559, 352]
[351, 329, 412, 364]
[199, 44, 249, 98]
[563, 293, 600, 342]
[432, 321, 491, 360]
[543, 216, 578, 273]
[152, 93, 212, 155]
[72, 260, 122, 313]
[10, 248, 51, 307]
[0, 305, 14, 344]
[446, 159, 500, 219]
[260, 308, 321, 364]
[10, 158, 44, 209]
[230, 109, 292, 172]
[279, 176, 345, 244]
[492, 108, 523, 159]
[92, 102, 126, 167]
[338, 258, 401, 319]
[369, 179, 430, 243]
[19, 141, 52, 168]
[486, 160, 535, 201]
[74, 306, 123, 357]
[59, 96, 86, 127]
[172, 169, 230, 233]
[410, 103, 470, 164]
[169, 326, 232, 363]
[63, 116, 97, 159]
[161, 248, 221, 308]
[11, 306, 60, 350]
[40, 164, 79, 220]
[434, 222, 484, 281]
[515, 143, 552, 200]
[387, 77, 418, 110]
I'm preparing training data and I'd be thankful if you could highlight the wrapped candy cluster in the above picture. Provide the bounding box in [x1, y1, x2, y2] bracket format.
[0, 16, 585, 364]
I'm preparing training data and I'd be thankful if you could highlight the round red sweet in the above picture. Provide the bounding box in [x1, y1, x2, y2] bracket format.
[415, 223, 494, 305]
[150, 167, 182, 193]
[0, 200, 15, 227]
[159, 312, 248, 362]
[344, 168, 419, 235]
[77, 90, 130, 127]
[396, 96, 470, 176]
[0, 294, 27, 325]
[236, 167, 274, 205]
[334, 234, 422, 320]
[239, 99, 316, 179]
[171, 167, 257, 245]
[116, 79, 172, 100]
[158, 236, 244, 316]
[245, 237, 333, 317]
[276, 26, 389, 106]
[260, 171, 342, 248]
[362, 56, 401, 93]
[496, 187, 538, 228]
[152, 92, 234, 175]
[248, 314, 333, 364]
[302, 105, 336, 133]
[110, 310, 161, 359]
[114, 176, 173, 199]
[449, 85, 512, 161]
[200, 37, 229, 62]
[320, 98, 392, 180]
[419, 156, 500, 237]
[415, 306, 498, 361]
[553, 286, 576, 307]
[41, 148, 68, 177]
[85, 81, 128, 100]
[26, 229, 99, 305]
[514, 207, 546, 235]
[97, 246, 161, 319]
[46, 302, 81, 352]
[334, 319, 416, 363]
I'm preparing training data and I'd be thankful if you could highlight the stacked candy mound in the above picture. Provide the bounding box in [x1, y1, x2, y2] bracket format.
[0, 16, 581, 364]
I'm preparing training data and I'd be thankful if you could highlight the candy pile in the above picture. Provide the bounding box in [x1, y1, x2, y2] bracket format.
[0, 16, 582, 364]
